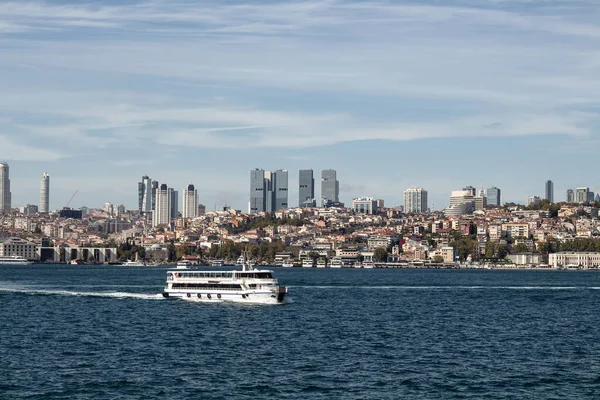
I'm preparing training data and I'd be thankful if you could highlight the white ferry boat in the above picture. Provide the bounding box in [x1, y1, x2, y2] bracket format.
[122, 260, 145, 267]
[162, 256, 288, 304]
[302, 259, 314, 268]
[0, 255, 33, 265]
[176, 259, 192, 269]
[330, 257, 343, 268]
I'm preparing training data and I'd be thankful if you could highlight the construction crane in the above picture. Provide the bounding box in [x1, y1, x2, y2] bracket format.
[65, 190, 78, 209]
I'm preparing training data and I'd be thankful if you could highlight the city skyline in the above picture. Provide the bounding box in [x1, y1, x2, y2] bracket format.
[1, 1, 599, 212]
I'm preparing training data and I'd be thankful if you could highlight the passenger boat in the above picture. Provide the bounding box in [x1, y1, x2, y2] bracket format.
[122, 260, 145, 267]
[210, 259, 224, 267]
[162, 254, 288, 304]
[316, 259, 326, 268]
[302, 259, 314, 268]
[282, 259, 294, 268]
[176, 259, 192, 269]
[330, 257, 343, 268]
[0, 255, 33, 265]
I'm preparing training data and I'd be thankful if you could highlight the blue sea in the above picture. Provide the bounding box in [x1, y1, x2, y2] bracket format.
[2, 266, 600, 399]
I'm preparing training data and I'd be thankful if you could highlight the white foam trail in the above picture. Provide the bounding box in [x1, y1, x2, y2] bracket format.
[0, 287, 164, 300]
[289, 285, 585, 290]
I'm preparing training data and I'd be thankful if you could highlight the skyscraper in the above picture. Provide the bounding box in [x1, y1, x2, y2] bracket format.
[182, 184, 198, 219]
[151, 181, 159, 210]
[0, 162, 11, 212]
[486, 187, 501, 206]
[404, 188, 428, 213]
[152, 184, 171, 227]
[138, 175, 153, 212]
[545, 180, 554, 203]
[40, 172, 50, 213]
[250, 169, 266, 213]
[566, 189, 575, 202]
[169, 188, 179, 219]
[321, 169, 339, 207]
[273, 169, 288, 210]
[299, 169, 315, 208]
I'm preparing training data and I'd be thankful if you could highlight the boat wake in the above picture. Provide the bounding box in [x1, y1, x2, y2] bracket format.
[289, 285, 594, 290]
[0, 286, 164, 300]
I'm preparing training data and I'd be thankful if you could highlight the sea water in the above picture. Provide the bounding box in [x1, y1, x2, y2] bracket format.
[1, 265, 600, 399]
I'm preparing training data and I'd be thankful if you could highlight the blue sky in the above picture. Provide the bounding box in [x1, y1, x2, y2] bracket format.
[1, 0, 599, 211]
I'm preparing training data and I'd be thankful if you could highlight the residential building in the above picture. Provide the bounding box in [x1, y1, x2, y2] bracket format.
[198, 204, 206, 216]
[502, 223, 529, 238]
[40, 172, 49, 213]
[352, 197, 378, 215]
[404, 188, 428, 213]
[0, 162, 11, 211]
[182, 184, 198, 219]
[152, 184, 171, 227]
[545, 180, 554, 203]
[487, 187, 501, 206]
[576, 187, 589, 204]
[527, 196, 542, 206]
[321, 169, 339, 207]
[441, 247, 455, 263]
[566, 189, 575, 202]
[299, 169, 315, 207]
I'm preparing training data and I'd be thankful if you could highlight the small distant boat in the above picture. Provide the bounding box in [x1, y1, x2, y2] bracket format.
[363, 262, 374, 269]
[122, 260, 145, 267]
[69, 259, 84, 265]
[282, 259, 294, 268]
[302, 259, 314, 268]
[176, 260, 192, 269]
[316, 259, 326, 268]
[330, 257, 343, 268]
[0, 255, 33, 265]
[353, 262, 363, 268]
[210, 259, 224, 267]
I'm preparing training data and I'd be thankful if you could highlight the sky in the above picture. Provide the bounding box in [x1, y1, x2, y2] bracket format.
[1, 0, 599, 211]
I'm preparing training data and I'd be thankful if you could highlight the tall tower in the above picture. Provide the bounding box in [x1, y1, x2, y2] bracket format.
[321, 169, 339, 207]
[486, 187, 501, 206]
[138, 175, 153, 212]
[273, 169, 288, 211]
[0, 162, 11, 212]
[299, 169, 315, 208]
[169, 188, 179, 219]
[545, 180, 554, 203]
[152, 184, 171, 227]
[40, 172, 50, 213]
[250, 169, 266, 213]
[404, 188, 428, 213]
[182, 184, 198, 218]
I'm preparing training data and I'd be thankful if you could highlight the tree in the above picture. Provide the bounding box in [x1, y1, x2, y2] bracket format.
[433, 255, 444, 263]
[511, 243, 529, 253]
[373, 247, 388, 262]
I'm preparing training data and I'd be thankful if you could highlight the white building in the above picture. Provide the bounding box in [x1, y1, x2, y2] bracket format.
[444, 190, 474, 216]
[40, 172, 50, 213]
[153, 184, 171, 227]
[549, 252, 600, 268]
[182, 184, 198, 219]
[0, 237, 38, 260]
[352, 197, 378, 215]
[404, 188, 428, 213]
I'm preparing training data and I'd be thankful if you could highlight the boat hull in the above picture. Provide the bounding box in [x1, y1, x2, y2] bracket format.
[163, 288, 287, 304]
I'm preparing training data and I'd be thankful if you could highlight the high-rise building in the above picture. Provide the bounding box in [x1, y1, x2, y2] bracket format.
[404, 188, 428, 213]
[444, 190, 475, 216]
[527, 196, 542, 206]
[151, 181, 159, 210]
[486, 187, 501, 206]
[321, 169, 339, 207]
[198, 204, 206, 216]
[576, 187, 589, 204]
[566, 189, 575, 202]
[250, 169, 266, 213]
[463, 186, 476, 196]
[545, 180, 554, 203]
[0, 162, 11, 212]
[182, 184, 198, 219]
[169, 189, 179, 219]
[352, 197, 378, 214]
[273, 169, 288, 211]
[40, 172, 50, 213]
[153, 184, 171, 227]
[589, 191, 595, 204]
[299, 169, 315, 208]
[138, 176, 153, 212]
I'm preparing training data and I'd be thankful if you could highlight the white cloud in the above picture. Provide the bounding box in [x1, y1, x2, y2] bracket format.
[0, 135, 65, 161]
